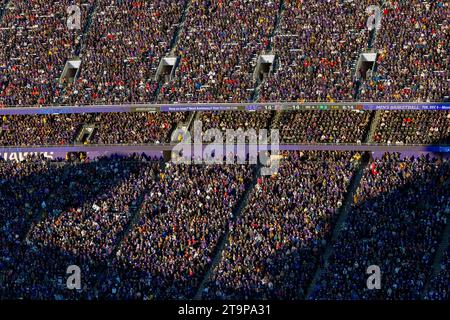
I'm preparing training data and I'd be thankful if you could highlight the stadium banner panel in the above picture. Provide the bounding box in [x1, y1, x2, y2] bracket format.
[0, 102, 448, 115]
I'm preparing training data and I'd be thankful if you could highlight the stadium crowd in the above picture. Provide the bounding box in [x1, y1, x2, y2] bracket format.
[259, 0, 370, 102]
[0, 0, 93, 107]
[0, 0, 447, 107]
[372, 111, 450, 145]
[0, 112, 186, 146]
[158, 0, 279, 103]
[310, 153, 450, 300]
[0, 154, 161, 299]
[0, 114, 86, 146]
[425, 238, 449, 300]
[0, 151, 448, 300]
[276, 110, 371, 143]
[0, 155, 255, 299]
[61, 0, 187, 105]
[195, 111, 273, 132]
[96, 163, 254, 299]
[360, 0, 448, 102]
[203, 151, 361, 299]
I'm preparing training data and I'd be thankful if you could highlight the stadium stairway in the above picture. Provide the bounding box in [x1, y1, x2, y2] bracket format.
[20, 162, 67, 244]
[89, 183, 153, 293]
[421, 200, 450, 299]
[77, 193, 148, 298]
[180, 111, 197, 134]
[167, 112, 195, 145]
[267, 0, 285, 53]
[186, 110, 206, 138]
[75, 124, 97, 145]
[193, 164, 260, 300]
[56, 0, 100, 104]
[154, 0, 192, 102]
[75, 0, 100, 57]
[250, 0, 285, 102]
[169, 0, 191, 56]
[270, 109, 283, 133]
[367, 0, 387, 51]
[355, 0, 388, 103]
[305, 152, 371, 299]
[108, 193, 147, 260]
[366, 110, 382, 143]
[306, 95, 380, 298]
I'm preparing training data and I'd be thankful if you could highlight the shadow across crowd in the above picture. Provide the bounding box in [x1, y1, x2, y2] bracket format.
[0, 149, 448, 300]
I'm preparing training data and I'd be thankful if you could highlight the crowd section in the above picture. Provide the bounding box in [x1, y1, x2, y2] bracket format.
[0, 154, 158, 299]
[89, 112, 187, 145]
[0, 0, 449, 303]
[2, 109, 450, 147]
[0, 0, 93, 107]
[0, 112, 186, 146]
[203, 151, 361, 299]
[195, 111, 273, 132]
[0, 151, 448, 300]
[62, 0, 187, 105]
[425, 239, 449, 300]
[276, 110, 371, 143]
[0, 0, 448, 107]
[259, 0, 371, 102]
[372, 111, 450, 145]
[311, 153, 450, 300]
[0, 156, 254, 299]
[0, 114, 86, 146]
[360, 0, 448, 102]
[158, 0, 279, 103]
[96, 163, 254, 299]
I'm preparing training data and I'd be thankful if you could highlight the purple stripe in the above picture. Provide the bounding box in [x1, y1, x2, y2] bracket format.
[0, 144, 447, 153]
